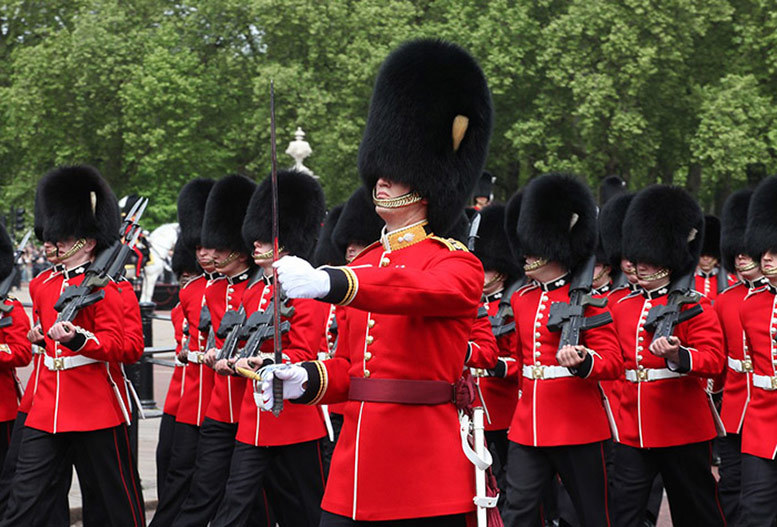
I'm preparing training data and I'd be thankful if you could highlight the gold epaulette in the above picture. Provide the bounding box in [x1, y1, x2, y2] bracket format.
[430, 236, 468, 252]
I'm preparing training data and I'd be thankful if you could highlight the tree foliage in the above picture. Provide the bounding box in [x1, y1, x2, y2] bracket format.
[0, 0, 775, 230]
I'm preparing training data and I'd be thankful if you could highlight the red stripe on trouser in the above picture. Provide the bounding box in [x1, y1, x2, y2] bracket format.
[123, 425, 145, 521]
[708, 442, 727, 526]
[112, 428, 139, 527]
[600, 442, 611, 526]
[316, 440, 325, 485]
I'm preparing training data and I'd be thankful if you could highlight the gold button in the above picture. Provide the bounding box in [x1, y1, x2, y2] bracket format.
[368, 319, 375, 328]
[364, 370, 371, 378]
[366, 336, 374, 345]
[364, 351, 372, 361]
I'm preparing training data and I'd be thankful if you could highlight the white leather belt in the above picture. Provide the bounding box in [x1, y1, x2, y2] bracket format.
[44, 355, 100, 371]
[187, 351, 205, 364]
[625, 368, 685, 383]
[522, 364, 573, 380]
[753, 374, 777, 391]
[728, 356, 753, 373]
[32, 346, 45, 355]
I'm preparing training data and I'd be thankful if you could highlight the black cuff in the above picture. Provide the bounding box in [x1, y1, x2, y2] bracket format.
[570, 352, 594, 378]
[62, 331, 87, 352]
[488, 358, 507, 378]
[320, 268, 351, 305]
[291, 362, 323, 405]
[465, 343, 472, 364]
[666, 346, 692, 373]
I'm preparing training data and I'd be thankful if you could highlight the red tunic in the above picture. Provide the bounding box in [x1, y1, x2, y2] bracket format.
[475, 290, 519, 431]
[162, 303, 185, 416]
[0, 299, 32, 421]
[203, 272, 251, 424]
[740, 286, 777, 459]
[695, 270, 737, 302]
[235, 278, 327, 447]
[323, 304, 346, 415]
[26, 264, 128, 433]
[611, 289, 724, 448]
[18, 267, 57, 414]
[110, 279, 145, 422]
[305, 228, 483, 521]
[176, 274, 217, 426]
[508, 279, 623, 447]
[715, 281, 766, 434]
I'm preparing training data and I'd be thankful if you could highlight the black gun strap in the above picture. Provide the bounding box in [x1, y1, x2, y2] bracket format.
[579, 312, 614, 331]
[676, 304, 704, 324]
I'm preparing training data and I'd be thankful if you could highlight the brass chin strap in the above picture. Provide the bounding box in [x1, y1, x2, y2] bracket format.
[523, 258, 548, 272]
[762, 266, 777, 277]
[638, 267, 671, 282]
[736, 261, 758, 272]
[484, 272, 505, 289]
[593, 266, 610, 283]
[46, 248, 59, 260]
[372, 188, 423, 208]
[253, 247, 284, 261]
[214, 251, 239, 269]
[622, 267, 637, 276]
[58, 238, 87, 260]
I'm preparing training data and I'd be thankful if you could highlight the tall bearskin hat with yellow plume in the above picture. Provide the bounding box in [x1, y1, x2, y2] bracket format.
[622, 185, 704, 277]
[720, 189, 753, 272]
[242, 169, 326, 260]
[357, 39, 493, 234]
[38, 165, 120, 253]
[516, 173, 597, 271]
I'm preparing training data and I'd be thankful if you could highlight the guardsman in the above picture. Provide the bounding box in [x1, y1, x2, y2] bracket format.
[155, 242, 199, 497]
[714, 188, 766, 524]
[612, 185, 725, 527]
[0, 224, 32, 467]
[267, 39, 493, 526]
[468, 202, 521, 513]
[598, 192, 638, 303]
[1, 165, 145, 527]
[738, 176, 777, 526]
[209, 169, 329, 527]
[166, 174, 264, 526]
[695, 215, 734, 301]
[504, 173, 622, 527]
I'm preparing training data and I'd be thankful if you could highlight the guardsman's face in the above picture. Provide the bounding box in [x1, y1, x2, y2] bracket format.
[761, 251, 777, 284]
[253, 241, 272, 265]
[698, 255, 718, 272]
[374, 178, 412, 200]
[620, 259, 638, 284]
[735, 253, 760, 281]
[593, 263, 611, 289]
[196, 246, 216, 273]
[345, 242, 366, 263]
[635, 262, 670, 290]
[43, 241, 60, 264]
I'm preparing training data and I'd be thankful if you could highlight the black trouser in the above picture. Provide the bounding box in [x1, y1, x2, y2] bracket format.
[211, 439, 326, 527]
[504, 440, 612, 527]
[0, 420, 12, 470]
[0, 425, 145, 527]
[484, 429, 509, 514]
[613, 441, 725, 527]
[0, 413, 70, 526]
[717, 432, 742, 524]
[739, 453, 777, 527]
[155, 412, 176, 499]
[320, 511, 467, 526]
[321, 412, 343, 480]
[148, 421, 201, 526]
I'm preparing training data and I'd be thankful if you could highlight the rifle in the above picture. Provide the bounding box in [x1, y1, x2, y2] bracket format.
[546, 255, 613, 352]
[215, 306, 247, 362]
[717, 265, 729, 295]
[197, 304, 216, 353]
[0, 230, 33, 328]
[643, 272, 703, 343]
[237, 296, 294, 361]
[488, 280, 524, 338]
[53, 197, 148, 323]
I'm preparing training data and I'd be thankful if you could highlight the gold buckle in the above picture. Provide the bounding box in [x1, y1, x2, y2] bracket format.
[532, 366, 545, 380]
[53, 357, 65, 371]
[743, 359, 753, 372]
[637, 369, 648, 382]
[771, 376, 777, 390]
[195, 353, 204, 364]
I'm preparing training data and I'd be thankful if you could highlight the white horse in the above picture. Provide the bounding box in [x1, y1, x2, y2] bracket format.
[140, 222, 178, 303]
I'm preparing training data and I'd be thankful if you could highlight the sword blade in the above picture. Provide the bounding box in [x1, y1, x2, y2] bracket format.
[270, 79, 284, 417]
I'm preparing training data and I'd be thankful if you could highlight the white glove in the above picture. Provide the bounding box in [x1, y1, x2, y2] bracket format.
[255, 363, 309, 411]
[273, 255, 331, 299]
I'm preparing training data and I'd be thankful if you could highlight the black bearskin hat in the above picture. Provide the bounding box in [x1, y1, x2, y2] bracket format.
[332, 187, 384, 257]
[517, 173, 597, 271]
[202, 175, 255, 254]
[745, 176, 777, 261]
[443, 210, 472, 245]
[622, 185, 704, 276]
[357, 39, 493, 234]
[598, 193, 635, 270]
[473, 171, 495, 200]
[701, 215, 721, 259]
[599, 175, 627, 206]
[0, 223, 13, 282]
[33, 186, 46, 242]
[720, 189, 753, 272]
[178, 178, 215, 249]
[242, 169, 325, 260]
[313, 204, 346, 267]
[472, 203, 521, 280]
[38, 165, 120, 253]
[504, 190, 523, 263]
[171, 242, 200, 278]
